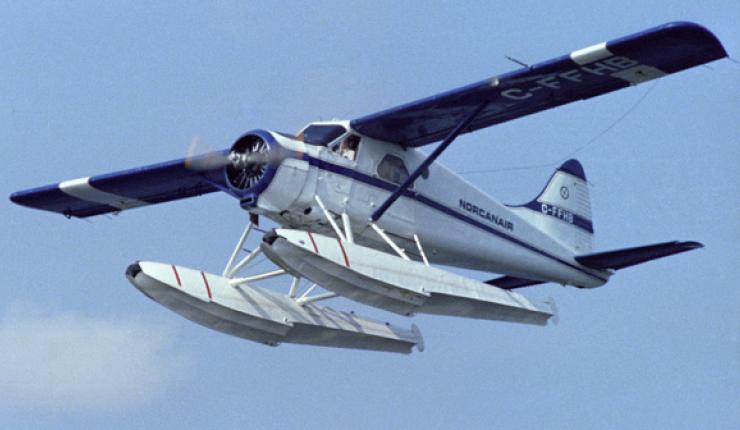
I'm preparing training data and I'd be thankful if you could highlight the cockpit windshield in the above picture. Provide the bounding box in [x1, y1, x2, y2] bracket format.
[300, 125, 347, 146]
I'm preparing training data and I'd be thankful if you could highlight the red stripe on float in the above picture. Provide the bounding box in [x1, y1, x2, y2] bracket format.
[200, 271, 212, 300]
[171, 265, 182, 287]
[307, 232, 319, 254]
[337, 239, 350, 268]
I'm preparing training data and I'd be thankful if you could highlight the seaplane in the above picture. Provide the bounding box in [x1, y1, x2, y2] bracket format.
[10, 22, 726, 353]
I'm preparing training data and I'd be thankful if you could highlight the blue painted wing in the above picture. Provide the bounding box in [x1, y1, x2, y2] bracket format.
[10, 155, 228, 218]
[351, 21, 727, 146]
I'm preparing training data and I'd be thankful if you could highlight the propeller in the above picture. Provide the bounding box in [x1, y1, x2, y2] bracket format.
[183, 133, 275, 191]
[184, 135, 230, 171]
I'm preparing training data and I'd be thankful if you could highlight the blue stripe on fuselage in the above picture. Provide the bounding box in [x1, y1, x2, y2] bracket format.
[301, 154, 607, 283]
[520, 200, 594, 234]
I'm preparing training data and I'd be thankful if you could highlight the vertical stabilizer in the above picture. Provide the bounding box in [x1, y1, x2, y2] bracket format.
[508, 159, 594, 253]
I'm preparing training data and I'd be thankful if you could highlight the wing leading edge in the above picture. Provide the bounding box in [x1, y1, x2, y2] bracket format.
[351, 21, 726, 146]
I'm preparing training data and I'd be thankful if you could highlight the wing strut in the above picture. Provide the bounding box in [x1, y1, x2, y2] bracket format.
[369, 101, 488, 223]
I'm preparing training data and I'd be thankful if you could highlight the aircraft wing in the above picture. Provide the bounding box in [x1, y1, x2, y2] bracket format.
[10, 155, 227, 218]
[350, 21, 726, 146]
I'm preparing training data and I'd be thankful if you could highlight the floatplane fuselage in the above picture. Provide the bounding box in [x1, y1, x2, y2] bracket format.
[11, 22, 723, 352]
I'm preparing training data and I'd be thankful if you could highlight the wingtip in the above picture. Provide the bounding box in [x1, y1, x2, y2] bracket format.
[659, 21, 728, 59]
[9, 192, 20, 204]
[680, 241, 704, 250]
[9, 190, 28, 206]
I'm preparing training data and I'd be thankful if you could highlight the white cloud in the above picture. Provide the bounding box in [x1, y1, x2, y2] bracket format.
[0, 302, 194, 414]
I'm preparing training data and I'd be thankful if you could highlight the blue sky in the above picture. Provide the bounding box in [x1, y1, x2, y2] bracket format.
[2, 1, 738, 429]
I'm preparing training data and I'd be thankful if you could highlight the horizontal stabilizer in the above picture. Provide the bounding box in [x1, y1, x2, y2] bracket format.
[575, 241, 703, 270]
[485, 276, 544, 290]
[10, 154, 227, 218]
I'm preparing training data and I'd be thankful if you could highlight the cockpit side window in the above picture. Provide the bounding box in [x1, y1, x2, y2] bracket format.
[332, 134, 360, 161]
[300, 125, 347, 146]
[377, 154, 410, 185]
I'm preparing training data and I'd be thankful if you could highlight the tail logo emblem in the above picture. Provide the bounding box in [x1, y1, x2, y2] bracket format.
[560, 186, 570, 199]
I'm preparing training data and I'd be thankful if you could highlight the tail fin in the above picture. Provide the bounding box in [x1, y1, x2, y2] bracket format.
[508, 159, 594, 253]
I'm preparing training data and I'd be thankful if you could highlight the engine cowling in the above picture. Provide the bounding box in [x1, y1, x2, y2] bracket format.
[226, 133, 272, 191]
[223, 130, 283, 204]
[222, 130, 312, 218]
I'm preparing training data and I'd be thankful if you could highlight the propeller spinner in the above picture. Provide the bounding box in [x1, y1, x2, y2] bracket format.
[225, 134, 271, 190]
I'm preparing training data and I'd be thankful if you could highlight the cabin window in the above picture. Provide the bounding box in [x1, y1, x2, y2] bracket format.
[377, 154, 409, 185]
[300, 125, 346, 146]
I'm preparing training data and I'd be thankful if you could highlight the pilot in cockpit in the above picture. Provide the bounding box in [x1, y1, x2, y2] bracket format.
[338, 134, 360, 161]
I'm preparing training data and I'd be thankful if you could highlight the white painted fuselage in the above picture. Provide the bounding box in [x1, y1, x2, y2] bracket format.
[253, 126, 610, 288]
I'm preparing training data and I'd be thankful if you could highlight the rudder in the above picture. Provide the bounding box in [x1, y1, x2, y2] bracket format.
[508, 159, 594, 253]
